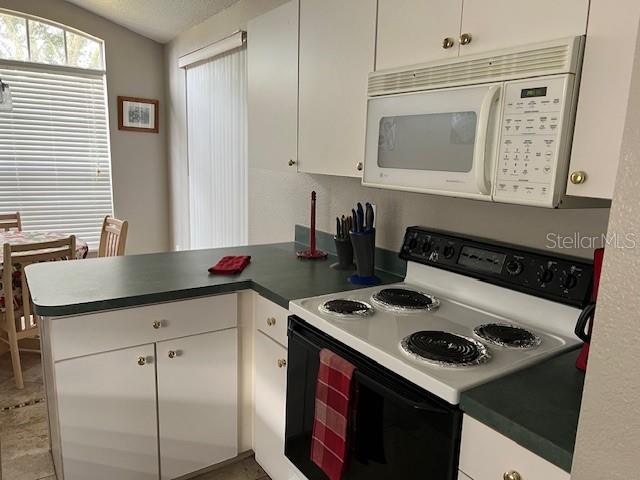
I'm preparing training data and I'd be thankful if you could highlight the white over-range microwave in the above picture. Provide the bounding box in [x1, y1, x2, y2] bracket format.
[363, 36, 601, 208]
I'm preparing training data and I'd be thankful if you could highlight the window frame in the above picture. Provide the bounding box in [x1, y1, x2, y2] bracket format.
[0, 8, 105, 73]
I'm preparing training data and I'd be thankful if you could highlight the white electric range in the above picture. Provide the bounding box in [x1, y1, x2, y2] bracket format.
[289, 226, 593, 405]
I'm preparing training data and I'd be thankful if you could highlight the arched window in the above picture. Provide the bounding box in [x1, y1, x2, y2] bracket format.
[0, 9, 112, 249]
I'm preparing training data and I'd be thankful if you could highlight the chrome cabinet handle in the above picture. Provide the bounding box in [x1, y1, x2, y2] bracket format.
[503, 471, 522, 480]
[152, 320, 162, 329]
[570, 171, 587, 184]
[442, 37, 455, 49]
[137, 356, 146, 366]
[277, 359, 287, 368]
[356, 162, 363, 172]
[168, 350, 176, 359]
[460, 33, 473, 45]
[266, 317, 276, 327]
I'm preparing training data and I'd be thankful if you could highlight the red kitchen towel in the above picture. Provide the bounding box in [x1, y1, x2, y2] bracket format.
[310, 349, 356, 480]
[208, 256, 251, 275]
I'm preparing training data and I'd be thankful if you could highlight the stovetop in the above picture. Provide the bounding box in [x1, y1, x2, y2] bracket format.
[289, 227, 589, 404]
[290, 280, 578, 404]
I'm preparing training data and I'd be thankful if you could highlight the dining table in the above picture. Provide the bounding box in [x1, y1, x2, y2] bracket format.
[0, 230, 88, 313]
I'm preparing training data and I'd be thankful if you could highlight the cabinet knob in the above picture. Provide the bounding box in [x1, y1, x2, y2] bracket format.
[168, 350, 176, 359]
[266, 317, 276, 327]
[356, 162, 363, 172]
[288, 159, 296, 167]
[137, 356, 146, 366]
[152, 320, 162, 329]
[459, 33, 473, 45]
[503, 471, 522, 480]
[277, 359, 287, 368]
[442, 37, 455, 49]
[570, 170, 587, 184]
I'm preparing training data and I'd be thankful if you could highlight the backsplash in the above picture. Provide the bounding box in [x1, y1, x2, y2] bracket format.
[249, 167, 610, 259]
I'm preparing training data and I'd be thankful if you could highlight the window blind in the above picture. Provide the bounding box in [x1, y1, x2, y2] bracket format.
[0, 63, 113, 248]
[186, 47, 248, 249]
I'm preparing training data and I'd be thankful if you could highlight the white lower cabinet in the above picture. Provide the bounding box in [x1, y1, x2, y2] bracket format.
[458, 471, 473, 480]
[45, 294, 239, 480]
[459, 415, 570, 480]
[56, 344, 159, 480]
[254, 330, 298, 480]
[157, 329, 238, 480]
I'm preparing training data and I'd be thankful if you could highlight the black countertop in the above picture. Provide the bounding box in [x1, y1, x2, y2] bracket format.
[460, 348, 585, 473]
[25, 242, 402, 317]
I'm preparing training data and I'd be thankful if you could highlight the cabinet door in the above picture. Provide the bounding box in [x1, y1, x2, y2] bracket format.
[56, 344, 158, 480]
[254, 332, 297, 480]
[376, 0, 462, 70]
[459, 415, 570, 480]
[157, 329, 238, 480]
[459, 0, 589, 56]
[298, 0, 376, 177]
[248, 1, 298, 173]
[568, 0, 640, 199]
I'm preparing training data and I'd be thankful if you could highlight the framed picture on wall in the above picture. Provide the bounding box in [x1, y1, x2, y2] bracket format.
[117, 96, 159, 133]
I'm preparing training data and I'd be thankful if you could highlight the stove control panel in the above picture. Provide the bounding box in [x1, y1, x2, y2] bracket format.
[400, 226, 593, 307]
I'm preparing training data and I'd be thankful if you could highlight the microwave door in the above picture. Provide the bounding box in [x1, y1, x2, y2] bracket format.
[363, 83, 502, 200]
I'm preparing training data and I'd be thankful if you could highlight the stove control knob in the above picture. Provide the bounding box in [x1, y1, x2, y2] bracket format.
[408, 237, 418, 250]
[561, 272, 578, 289]
[443, 245, 456, 259]
[422, 239, 433, 253]
[539, 268, 554, 284]
[505, 260, 523, 276]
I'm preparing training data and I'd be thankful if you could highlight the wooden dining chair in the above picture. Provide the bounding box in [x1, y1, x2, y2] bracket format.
[0, 212, 22, 231]
[0, 235, 76, 389]
[98, 215, 128, 257]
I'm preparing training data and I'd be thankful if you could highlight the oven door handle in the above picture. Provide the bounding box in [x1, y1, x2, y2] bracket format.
[473, 84, 501, 195]
[354, 370, 450, 414]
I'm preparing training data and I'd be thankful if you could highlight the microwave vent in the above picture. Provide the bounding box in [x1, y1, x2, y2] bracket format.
[368, 37, 583, 96]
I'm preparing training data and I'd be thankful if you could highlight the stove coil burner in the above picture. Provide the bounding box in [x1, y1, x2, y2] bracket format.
[474, 323, 541, 349]
[319, 299, 373, 318]
[400, 331, 490, 367]
[371, 288, 440, 312]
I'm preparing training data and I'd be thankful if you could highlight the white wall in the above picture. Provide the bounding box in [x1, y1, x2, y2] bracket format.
[571, 22, 640, 480]
[165, 0, 289, 251]
[0, 0, 170, 254]
[166, 1, 609, 258]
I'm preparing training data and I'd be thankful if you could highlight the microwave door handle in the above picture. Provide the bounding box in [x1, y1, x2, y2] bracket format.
[473, 85, 501, 195]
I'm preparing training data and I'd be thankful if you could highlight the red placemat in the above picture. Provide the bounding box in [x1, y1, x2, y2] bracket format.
[208, 256, 251, 275]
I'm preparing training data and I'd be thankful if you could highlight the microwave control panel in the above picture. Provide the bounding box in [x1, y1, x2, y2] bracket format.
[493, 75, 574, 207]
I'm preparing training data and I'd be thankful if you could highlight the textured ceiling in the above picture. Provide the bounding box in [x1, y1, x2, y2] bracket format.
[64, 0, 241, 43]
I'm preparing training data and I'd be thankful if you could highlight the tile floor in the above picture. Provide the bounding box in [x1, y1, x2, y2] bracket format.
[0, 352, 270, 480]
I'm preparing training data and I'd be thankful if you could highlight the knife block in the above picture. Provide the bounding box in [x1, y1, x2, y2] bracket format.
[349, 229, 378, 285]
[331, 236, 355, 270]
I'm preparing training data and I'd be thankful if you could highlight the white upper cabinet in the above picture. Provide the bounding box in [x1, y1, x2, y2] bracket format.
[298, 0, 377, 177]
[459, 0, 589, 56]
[376, 0, 589, 69]
[376, 0, 462, 70]
[568, 0, 640, 199]
[248, 1, 299, 172]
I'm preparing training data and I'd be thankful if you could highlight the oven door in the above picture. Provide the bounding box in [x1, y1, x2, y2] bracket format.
[363, 83, 502, 200]
[285, 316, 462, 480]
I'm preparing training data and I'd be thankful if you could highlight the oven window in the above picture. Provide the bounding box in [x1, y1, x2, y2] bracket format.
[378, 112, 477, 172]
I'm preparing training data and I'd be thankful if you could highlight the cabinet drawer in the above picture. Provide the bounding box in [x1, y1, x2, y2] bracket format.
[50, 294, 237, 361]
[254, 294, 288, 346]
[459, 415, 570, 480]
